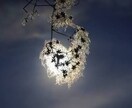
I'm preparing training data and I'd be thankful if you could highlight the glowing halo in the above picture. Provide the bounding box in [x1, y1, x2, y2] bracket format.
[22, 0, 90, 87]
[40, 27, 90, 87]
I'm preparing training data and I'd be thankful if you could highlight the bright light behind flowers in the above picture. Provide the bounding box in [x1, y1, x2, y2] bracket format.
[40, 27, 90, 87]
[22, 0, 90, 87]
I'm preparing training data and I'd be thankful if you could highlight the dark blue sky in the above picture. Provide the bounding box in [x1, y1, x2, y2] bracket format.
[0, 0, 132, 108]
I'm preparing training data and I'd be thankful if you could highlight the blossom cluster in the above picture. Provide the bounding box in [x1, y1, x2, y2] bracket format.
[40, 27, 90, 87]
[22, 10, 39, 26]
[39, 0, 90, 87]
[55, 0, 75, 9]
[52, 0, 76, 29]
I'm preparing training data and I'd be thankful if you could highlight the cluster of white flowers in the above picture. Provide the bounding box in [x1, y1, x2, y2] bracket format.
[22, 0, 90, 87]
[52, 11, 73, 29]
[38, 0, 90, 87]
[40, 27, 90, 87]
[22, 10, 39, 26]
[55, 0, 75, 9]
[40, 0, 90, 87]
[52, 0, 76, 29]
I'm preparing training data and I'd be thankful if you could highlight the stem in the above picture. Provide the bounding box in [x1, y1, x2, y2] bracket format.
[23, 0, 78, 40]
[44, 0, 54, 8]
[25, 0, 54, 10]
[23, 0, 33, 13]
[33, 0, 38, 12]
[36, 4, 51, 6]
[53, 29, 70, 37]
[50, 7, 55, 41]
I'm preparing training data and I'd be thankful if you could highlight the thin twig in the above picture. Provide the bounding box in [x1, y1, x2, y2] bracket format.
[50, 8, 55, 40]
[33, 0, 38, 12]
[36, 4, 51, 6]
[74, 0, 80, 6]
[44, 0, 54, 8]
[26, 0, 52, 7]
[23, 0, 33, 13]
[23, 0, 79, 40]
[53, 29, 70, 37]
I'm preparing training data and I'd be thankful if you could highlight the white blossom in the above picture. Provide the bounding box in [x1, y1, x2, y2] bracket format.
[22, 0, 90, 87]
[40, 28, 90, 87]
[55, 0, 75, 10]
[22, 10, 39, 26]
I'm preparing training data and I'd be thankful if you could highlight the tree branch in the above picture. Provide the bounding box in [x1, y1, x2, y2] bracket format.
[23, 0, 33, 13]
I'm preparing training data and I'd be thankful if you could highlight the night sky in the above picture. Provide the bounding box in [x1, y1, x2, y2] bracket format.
[0, 0, 132, 108]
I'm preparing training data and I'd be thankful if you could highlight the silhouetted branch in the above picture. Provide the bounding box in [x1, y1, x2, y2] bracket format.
[23, 0, 80, 40]
[23, 0, 33, 13]
[53, 29, 70, 37]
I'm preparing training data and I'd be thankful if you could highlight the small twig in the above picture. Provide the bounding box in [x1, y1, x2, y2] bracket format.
[74, 0, 80, 6]
[50, 4, 56, 40]
[33, 0, 38, 12]
[53, 29, 71, 38]
[36, 4, 51, 6]
[44, 0, 54, 8]
[23, 0, 33, 13]
[26, 0, 53, 7]
[23, 0, 79, 41]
